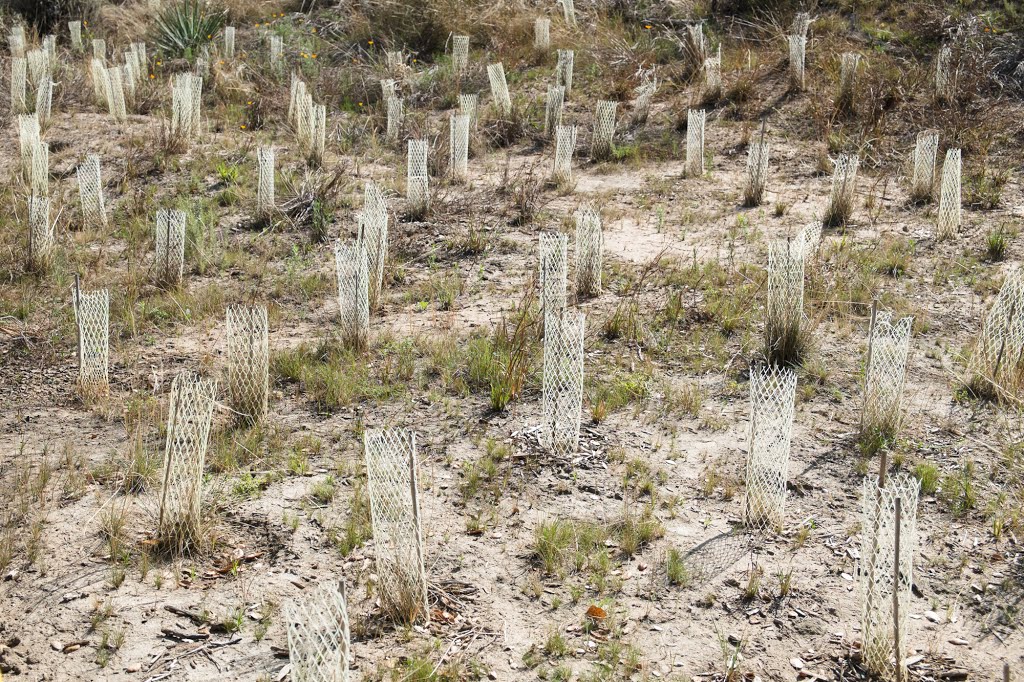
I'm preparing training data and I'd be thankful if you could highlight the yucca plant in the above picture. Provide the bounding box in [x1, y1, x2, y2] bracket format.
[152, 0, 225, 58]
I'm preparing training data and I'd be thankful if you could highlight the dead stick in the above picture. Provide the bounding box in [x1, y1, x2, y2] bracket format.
[893, 496, 903, 682]
[1004, 662, 1010, 682]
[860, 299, 879, 434]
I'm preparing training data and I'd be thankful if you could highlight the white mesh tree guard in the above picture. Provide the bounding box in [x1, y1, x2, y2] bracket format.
[792, 12, 812, 37]
[158, 371, 217, 551]
[385, 50, 404, 71]
[574, 204, 602, 298]
[452, 35, 469, 73]
[296, 91, 312, 149]
[91, 59, 108, 104]
[380, 78, 397, 102]
[72, 285, 110, 395]
[744, 140, 770, 206]
[43, 34, 56, 60]
[561, 0, 577, 28]
[105, 66, 127, 121]
[534, 18, 550, 50]
[28, 195, 53, 270]
[797, 223, 823, 260]
[837, 52, 861, 111]
[541, 310, 585, 457]
[458, 93, 478, 131]
[155, 209, 186, 286]
[556, 49, 574, 98]
[703, 56, 722, 100]
[765, 238, 805, 358]
[77, 154, 107, 228]
[449, 113, 470, 181]
[685, 109, 706, 178]
[34, 76, 52, 125]
[385, 96, 403, 143]
[227, 305, 269, 425]
[861, 312, 912, 438]
[123, 53, 140, 101]
[970, 270, 1024, 397]
[858, 474, 919, 681]
[257, 146, 275, 219]
[743, 364, 797, 532]
[910, 131, 939, 202]
[935, 45, 953, 102]
[686, 23, 707, 69]
[487, 63, 511, 115]
[540, 232, 568, 318]
[936, 148, 961, 240]
[18, 114, 40, 175]
[824, 153, 860, 226]
[11, 57, 26, 114]
[632, 78, 657, 124]
[224, 26, 235, 59]
[334, 240, 370, 351]
[289, 75, 307, 126]
[544, 85, 565, 138]
[789, 35, 806, 90]
[171, 73, 203, 141]
[69, 21, 83, 51]
[310, 103, 326, 166]
[269, 35, 284, 66]
[93, 38, 106, 62]
[360, 182, 389, 310]
[406, 139, 429, 213]
[591, 100, 617, 159]
[552, 125, 577, 184]
[30, 141, 48, 199]
[27, 48, 49, 88]
[285, 581, 351, 682]
[10, 29, 25, 58]
[363, 428, 428, 624]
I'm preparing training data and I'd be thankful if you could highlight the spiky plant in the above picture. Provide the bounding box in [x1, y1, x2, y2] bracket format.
[152, 0, 225, 58]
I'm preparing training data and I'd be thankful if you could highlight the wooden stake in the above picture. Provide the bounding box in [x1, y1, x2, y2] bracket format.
[893, 496, 903, 682]
[1004, 662, 1010, 682]
[73, 273, 83, 376]
[408, 430, 428, 625]
[878, 450, 888, 489]
[860, 298, 879, 433]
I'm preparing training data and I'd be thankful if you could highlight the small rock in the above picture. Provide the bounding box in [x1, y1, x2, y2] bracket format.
[948, 638, 968, 646]
[50, 641, 63, 652]
[925, 611, 941, 624]
[791, 657, 804, 670]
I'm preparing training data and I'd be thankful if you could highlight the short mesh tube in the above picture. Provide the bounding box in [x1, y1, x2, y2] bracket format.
[155, 209, 186, 285]
[574, 205, 602, 298]
[743, 364, 797, 532]
[226, 305, 269, 425]
[285, 581, 351, 682]
[334, 240, 370, 351]
[73, 286, 110, 395]
[541, 310, 586, 457]
[936, 148, 961, 240]
[487, 63, 511, 115]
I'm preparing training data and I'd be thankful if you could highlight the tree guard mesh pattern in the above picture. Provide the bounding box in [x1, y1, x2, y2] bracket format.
[363, 428, 428, 624]
[556, 50, 574, 99]
[386, 96, 403, 143]
[458, 93, 478, 131]
[541, 310, 586, 457]
[19, 114, 39, 175]
[43, 35, 56, 60]
[449, 114, 470, 181]
[685, 24, 707, 69]
[765, 238, 805, 358]
[296, 91, 312, 148]
[158, 371, 218, 552]
[91, 58, 108, 104]
[535, 18, 550, 50]
[289, 76, 307, 126]
[936, 148, 961, 240]
[285, 581, 351, 682]
[703, 56, 722, 100]
[78, 154, 107, 228]
[257, 146, 275, 218]
[93, 38, 106, 62]
[27, 48, 49, 88]
[824, 153, 859, 226]
[155, 209, 186, 286]
[269, 35, 284, 66]
[744, 141, 770, 206]
[380, 78, 397, 102]
[837, 52, 861, 111]
[970, 269, 1024, 398]
[171, 73, 202, 141]
[544, 85, 565, 137]
[227, 305, 269, 425]
[334, 240, 370, 351]
[935, 45, 953, 102]
[224, 27, 235, 59]
[406, 139, 429, 212]
[69, 22, 83, 51]
[743, 364, 797, 532]
[574, 204, 602, 298]
[553, 125, 577, 184]
[591, 100, 617, 159]
[35, 77, 52, 126]
[487, 63, 511, 115]
[9, 28, 25, 58]
[789, 35, 806, 90]
[797, 223, 823, 260]
[910, 131, 938, 202]
[28, 195, 53, 269]
[452, 35, 469, 73]
[792, 12, 812, 37]
[540, 232, 568, 319]
[11, 57, 27, 114]
[105, 66, 127, 121]
[30, 141, 48, 199]
[385, 50, 404, 72]
[685, 109, 706, 178]
[357, 182, 389, 311]
[861, 312, 912, 438]
[858, 474, 919, 681]
[632, 78, 657, 124]
[72, 286, 110, 395]
[561, 0, 577, 28]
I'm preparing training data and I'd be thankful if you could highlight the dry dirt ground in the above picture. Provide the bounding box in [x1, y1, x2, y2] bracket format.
[1, 3, 1024, 681]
